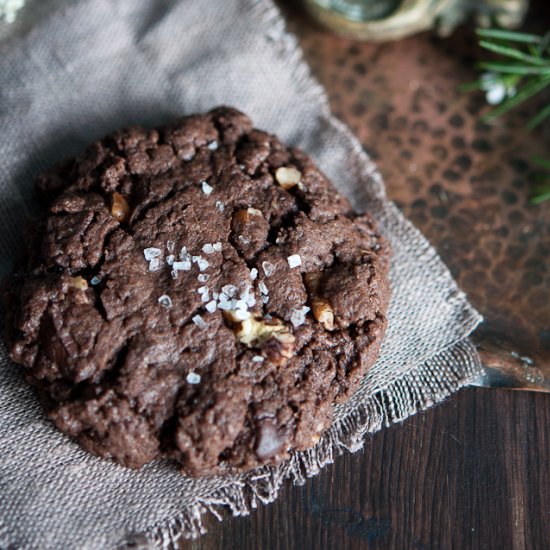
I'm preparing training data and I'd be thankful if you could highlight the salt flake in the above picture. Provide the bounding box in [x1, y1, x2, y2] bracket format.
[201, 181, 213, 195]
[235, 300, 247, 311]
[245, 293, 256, 308]
[287, 254, 302, 269]
[192, 256, 209, 271]
[173, 260, 191, 271]
[213, 242, 222, 252]
[250, 268, 258, 280]
[192, 315, 206, 328]
[166, 255, 175, 266]
[233, 309, 251, 320]
[222, 285, 237, 298]
[202, 243, 215, 254]
[290, 306, 310, 327]
[262, 261, 275, 277]
[186, 372, 201, 384]
[207, 140, 218, 151]
[144, 247, 162, 261]
[90, 276, 102, 286]
[158, 295, 173, 309]
[259, 282, 269, 295]
[252, 355, 264, 363]
[149, 258, 161, 272]
[216, 201, 225, 212]
[205, 300, 217, 313]
[198, 274, 209, 283]
[217, 300, 235, 311]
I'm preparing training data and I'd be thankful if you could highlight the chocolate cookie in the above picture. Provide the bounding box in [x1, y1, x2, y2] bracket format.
[5, 107, 390, 475]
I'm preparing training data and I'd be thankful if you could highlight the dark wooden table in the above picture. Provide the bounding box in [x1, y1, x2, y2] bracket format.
[186, 4, 550, 549]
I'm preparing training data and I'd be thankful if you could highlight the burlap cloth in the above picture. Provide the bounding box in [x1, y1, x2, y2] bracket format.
[0, 0, 483, 547]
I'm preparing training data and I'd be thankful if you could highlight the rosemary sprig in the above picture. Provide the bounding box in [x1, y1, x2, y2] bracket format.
[475, 28, 550, 128]
[464, 29, 550, 204]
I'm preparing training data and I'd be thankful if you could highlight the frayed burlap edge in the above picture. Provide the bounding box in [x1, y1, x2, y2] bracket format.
[132, 339, 481, 549]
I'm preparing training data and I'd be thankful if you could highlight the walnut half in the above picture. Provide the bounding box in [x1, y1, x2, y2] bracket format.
[304, 272, 335, 331]
[224, 312, 295, 365]
[275, 166, 302, 190]
[311, 297, 334, 330]
[111, 192, 130, 223]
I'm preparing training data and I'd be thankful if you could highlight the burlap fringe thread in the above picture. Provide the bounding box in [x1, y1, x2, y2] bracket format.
[126, 340, 481, 548]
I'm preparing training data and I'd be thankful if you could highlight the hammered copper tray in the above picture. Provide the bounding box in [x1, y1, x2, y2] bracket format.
[282, 0, 550, 391]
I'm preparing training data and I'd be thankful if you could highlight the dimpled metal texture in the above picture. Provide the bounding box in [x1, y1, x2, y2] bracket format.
[286, 0, 550, 389]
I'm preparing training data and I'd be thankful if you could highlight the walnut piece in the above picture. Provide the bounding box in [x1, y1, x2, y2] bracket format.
[70, 276, 88, 291]
[111, 192, 130, 223]
[233, 207, 264, 224]
[224, 312, 295, 364]
[304, 272, 334, 330]
[311, 297, 334, 330]
[275, 166, 302, 190]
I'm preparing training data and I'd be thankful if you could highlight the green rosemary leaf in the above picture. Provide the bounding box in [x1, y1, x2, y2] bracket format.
[526, 103, 550, 130]
[478, 40, 548, 66]
[530, 187, 550, 204]
[483, 76, 550, 121]
[478, 62, 550, 76]
[476, 29, 542, 44]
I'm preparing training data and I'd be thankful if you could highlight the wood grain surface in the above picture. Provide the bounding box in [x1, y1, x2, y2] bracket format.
[182, 2, 550, 548]
[186, 388, 550, 549]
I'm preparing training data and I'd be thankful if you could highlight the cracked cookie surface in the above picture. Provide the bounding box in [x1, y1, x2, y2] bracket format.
[5, 107, 391, 475]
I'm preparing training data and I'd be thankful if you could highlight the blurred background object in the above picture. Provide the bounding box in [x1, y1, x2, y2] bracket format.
[303, 0, 529, 41]
[0, 0, 26, 23]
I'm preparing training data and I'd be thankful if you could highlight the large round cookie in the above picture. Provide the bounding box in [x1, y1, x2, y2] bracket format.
[5, 107, 390, 475]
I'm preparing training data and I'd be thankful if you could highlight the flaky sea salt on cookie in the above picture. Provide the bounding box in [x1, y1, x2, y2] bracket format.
[4, 107, 391, 476]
